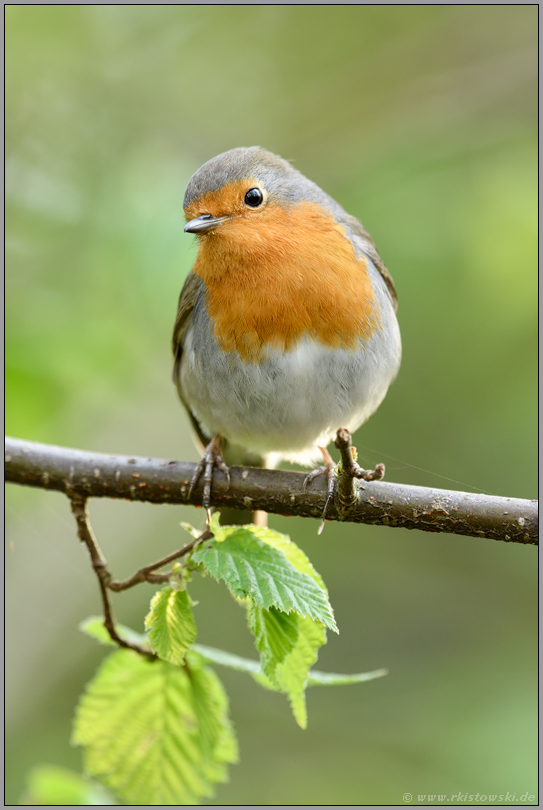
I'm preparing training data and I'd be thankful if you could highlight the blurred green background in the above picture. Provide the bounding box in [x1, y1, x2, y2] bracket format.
[5, 5, 537, 806]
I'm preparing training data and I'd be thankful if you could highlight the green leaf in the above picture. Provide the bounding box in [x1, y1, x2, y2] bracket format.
[81, 632, 387, 691]
[275, 615, 326, 728]
[307, 668, 388, 686]
[186, 651, 239, 770]
[245, 525, 327, 591]
[247, 603, 299, 681]
[72, 649, 238, 806]
[22, 765, 116, 805]
[79, 616, 148, 648]
[192, 527, 337, 632]
[248, 604, 326, 729]
[192, 643, 387, 688]
[191, 644, 262, 676]
[144, 587, 197, 665]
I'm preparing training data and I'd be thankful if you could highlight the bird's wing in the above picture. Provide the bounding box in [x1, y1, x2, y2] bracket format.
[172, 270, 203, 379]
[172, 271, 210, 448]
[365, 243, 398, 313]
[344, 216, 398, 313]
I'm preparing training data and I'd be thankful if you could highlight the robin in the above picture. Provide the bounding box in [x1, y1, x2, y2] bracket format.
[173, 146, 401, 528]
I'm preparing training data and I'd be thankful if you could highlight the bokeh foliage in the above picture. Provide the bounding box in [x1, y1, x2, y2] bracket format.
[6, 6, 537, 806]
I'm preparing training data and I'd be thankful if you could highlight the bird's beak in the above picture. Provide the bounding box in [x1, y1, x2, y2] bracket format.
[184, 214, 230, 234]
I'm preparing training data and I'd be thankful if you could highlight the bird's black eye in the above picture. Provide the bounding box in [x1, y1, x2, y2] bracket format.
[244, 187, 264, 207]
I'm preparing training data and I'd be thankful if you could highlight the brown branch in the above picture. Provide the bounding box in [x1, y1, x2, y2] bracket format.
[70, 496, 156, 659]
[108, 530, 213, 592]
[5, 436, 538, 545]
[69, 496, 212, 655]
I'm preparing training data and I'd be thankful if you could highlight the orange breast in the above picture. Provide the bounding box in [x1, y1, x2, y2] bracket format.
[189, 193, 380, 363]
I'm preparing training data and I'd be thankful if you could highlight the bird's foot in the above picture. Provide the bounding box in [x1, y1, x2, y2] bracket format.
[303, 446, 337, 535]
[188, 434, 230, 525]
[303, 436, 387, 533]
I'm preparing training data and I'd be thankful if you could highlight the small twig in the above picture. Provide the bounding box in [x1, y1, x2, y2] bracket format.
[108, 530, 213, 592]
[334, 428, 386, 511]
[70, 497, 155, 659]
[335, 428, 360, 507]
[360, 462, 386, 482]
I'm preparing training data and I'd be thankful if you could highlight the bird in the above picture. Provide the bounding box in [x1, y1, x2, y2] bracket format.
[172, 146, 401, 528]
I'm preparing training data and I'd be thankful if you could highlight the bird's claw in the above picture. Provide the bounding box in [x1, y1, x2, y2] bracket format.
[303, 465, 329, 491]
[303, 443, 387, 533]
[303, 446, 337, 534]
[188, 435, 230, 524]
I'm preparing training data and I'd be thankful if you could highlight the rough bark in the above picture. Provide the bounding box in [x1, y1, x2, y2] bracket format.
[5, 437, 537, 545]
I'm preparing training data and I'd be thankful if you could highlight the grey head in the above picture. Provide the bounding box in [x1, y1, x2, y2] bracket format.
[183, 146, 398, 309]
[184, 146, 342, 212]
